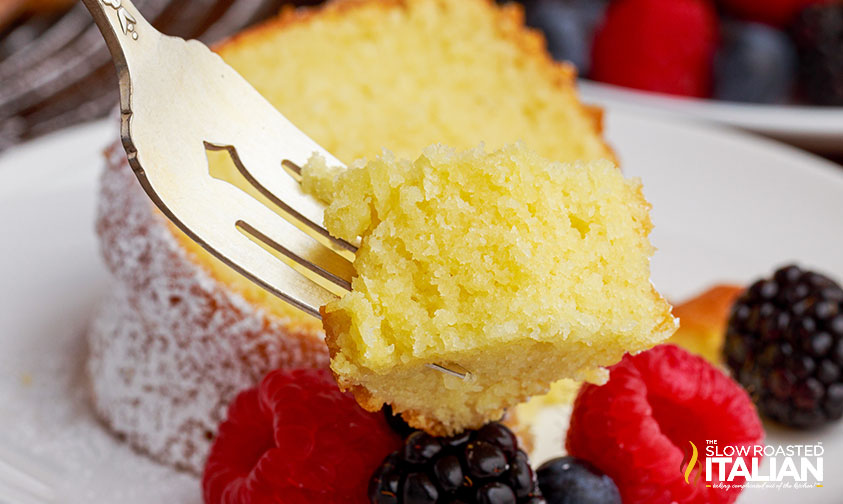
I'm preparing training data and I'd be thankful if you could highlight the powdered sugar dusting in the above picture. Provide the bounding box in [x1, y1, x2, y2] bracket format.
[89, 144, 328, 474]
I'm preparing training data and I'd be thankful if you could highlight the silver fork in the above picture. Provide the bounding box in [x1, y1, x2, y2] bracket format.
[81, 0, 468, 380]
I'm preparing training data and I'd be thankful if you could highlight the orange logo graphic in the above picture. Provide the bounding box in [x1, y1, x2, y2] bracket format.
[680, 441, 702, 485]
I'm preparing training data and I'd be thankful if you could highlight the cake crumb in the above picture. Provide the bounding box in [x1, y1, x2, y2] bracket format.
[307, 143, 677, 435]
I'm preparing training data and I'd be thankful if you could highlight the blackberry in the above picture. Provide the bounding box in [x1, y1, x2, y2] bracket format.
[724, 264, 843, 428]
[791, 4, 843, 106]
[369, 422, 545, 504]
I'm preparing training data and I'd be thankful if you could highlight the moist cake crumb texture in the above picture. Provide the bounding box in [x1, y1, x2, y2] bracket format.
[306, 142, 677, 435]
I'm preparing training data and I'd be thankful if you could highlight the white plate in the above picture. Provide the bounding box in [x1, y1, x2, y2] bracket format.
[580, 80, 843, 153]
[1, 112, 842, 503]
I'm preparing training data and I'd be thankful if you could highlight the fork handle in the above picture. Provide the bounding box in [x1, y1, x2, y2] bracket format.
[80, 0, 158, 115]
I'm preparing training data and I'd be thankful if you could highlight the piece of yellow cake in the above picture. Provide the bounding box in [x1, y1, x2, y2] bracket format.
[306, 143, 677, 434]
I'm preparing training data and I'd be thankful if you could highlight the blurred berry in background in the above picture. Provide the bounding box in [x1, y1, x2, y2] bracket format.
[720, 0, 829, 27]
[517, 0, 843, 106]
[714, 21, 797, 103]
[522, 0, 608, 75]
[792, 4, 843, 106]
[590, 0, 718, 98]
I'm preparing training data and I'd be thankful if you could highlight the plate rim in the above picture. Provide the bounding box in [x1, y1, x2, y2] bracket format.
[580, 80, 843, 139]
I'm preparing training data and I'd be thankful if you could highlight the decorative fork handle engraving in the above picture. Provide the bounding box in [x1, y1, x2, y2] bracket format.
[100, 0, 139, 39]
[82, 0, 146, 46]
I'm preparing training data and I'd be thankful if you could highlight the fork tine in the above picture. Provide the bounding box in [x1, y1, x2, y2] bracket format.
[212, 126, 358, 259]
[188, 215, 342, 319]
[206, 141, 358, 262]
[134, 140, 349, 317]
[199, 142, 355, 290]
[221, 231, 341, 318]
[236, 220, 352, 294]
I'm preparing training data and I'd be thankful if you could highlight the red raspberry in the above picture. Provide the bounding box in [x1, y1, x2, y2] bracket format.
[566, 345, 764, 504]
[722, 0, 829, 27]
[591, 0, 718, 97]
[202, 368, 402, 504]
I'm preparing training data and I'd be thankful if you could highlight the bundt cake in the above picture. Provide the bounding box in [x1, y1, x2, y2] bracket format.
[306, 143, 676, 434]
[90, 0, 614, 473]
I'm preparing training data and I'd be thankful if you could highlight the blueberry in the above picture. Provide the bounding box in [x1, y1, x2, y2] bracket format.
[536, 456, 621, 504]
[523, 0, 609, 74]
[713, 20, 796, 103]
